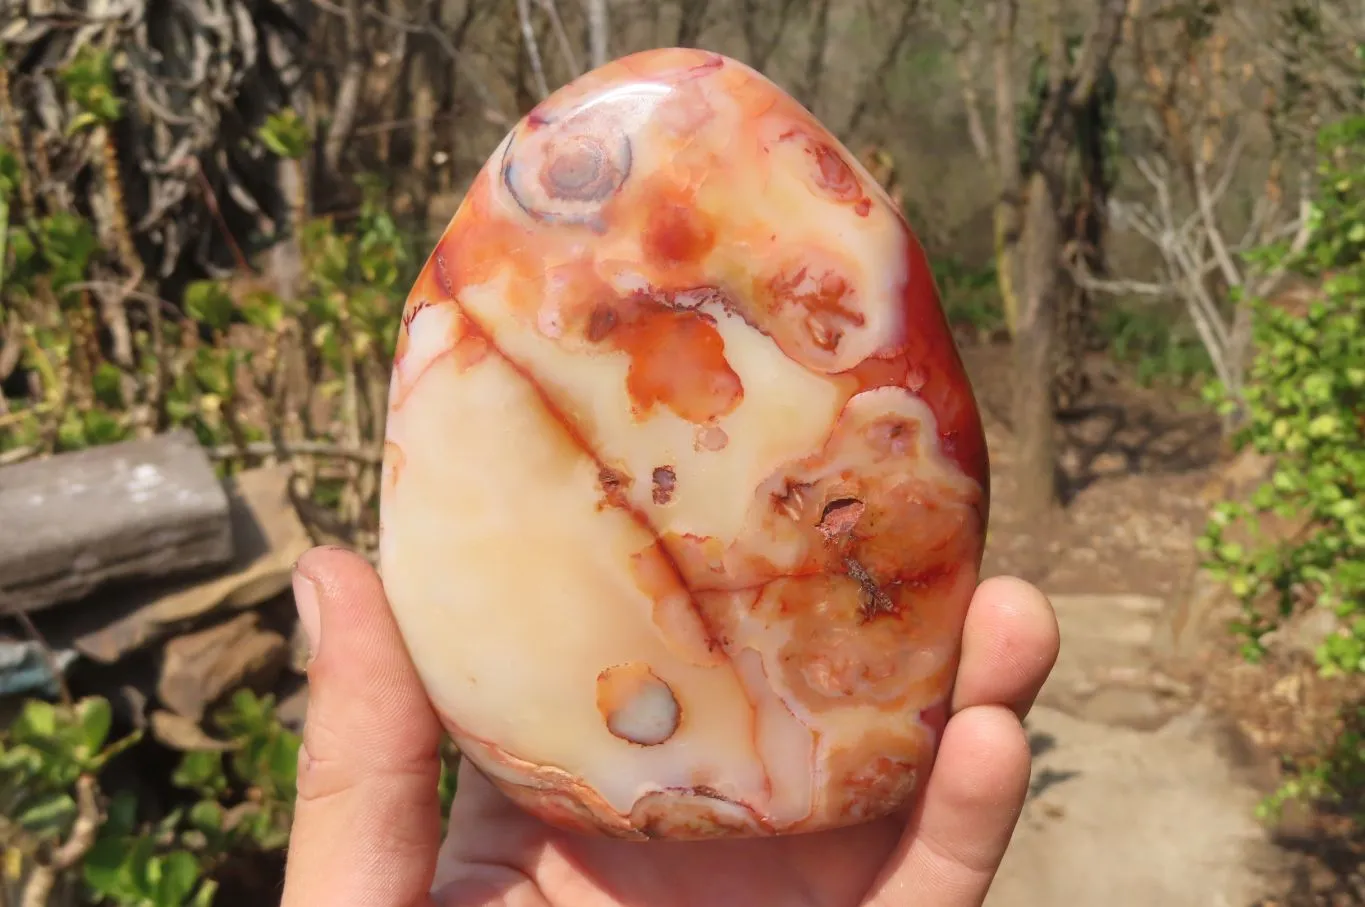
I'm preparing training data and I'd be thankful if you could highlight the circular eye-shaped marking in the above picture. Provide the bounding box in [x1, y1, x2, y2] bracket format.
[597, 662, 680, 746]
[501, 108, 633, 227]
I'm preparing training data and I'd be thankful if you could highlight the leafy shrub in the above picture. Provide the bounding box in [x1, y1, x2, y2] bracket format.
[81, 691, 299, 907]
[2, 130, 420, 549]
[0, 692, 296, 906]
[0, 698, 140, 904]
[0, 689, 461, 906]
[1, 48, 448, 903]
[1097, 304, 1215, 388]
[1201, 103, 1365, 818]
[933, 257, 1005, 335]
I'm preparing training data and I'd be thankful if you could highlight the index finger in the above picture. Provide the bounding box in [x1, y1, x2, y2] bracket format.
[950, 576, 1060, 718]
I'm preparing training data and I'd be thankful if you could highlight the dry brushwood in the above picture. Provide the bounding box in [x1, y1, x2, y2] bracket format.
[0, 0, 309, 286]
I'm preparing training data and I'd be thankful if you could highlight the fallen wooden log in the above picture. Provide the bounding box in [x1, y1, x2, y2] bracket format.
[0, 431, 235, 615]
[63, 462, 312, 663]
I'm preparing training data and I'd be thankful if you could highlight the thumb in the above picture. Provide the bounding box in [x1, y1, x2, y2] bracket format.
[280, 546, 444, 907]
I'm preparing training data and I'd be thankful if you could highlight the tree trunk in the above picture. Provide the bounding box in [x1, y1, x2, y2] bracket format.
[1012, 166, 1062, 519]
[1005, 0, 1127, 519]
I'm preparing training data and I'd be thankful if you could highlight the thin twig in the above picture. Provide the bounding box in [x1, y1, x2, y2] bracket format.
[538, 0, 581, 77]
[517, 0, 551, 100]
[841, 0, 920, 138]
[10, 611, 72, 707]
[931, 2, 991, 165]
[19, 775, 99, 907]
[581, 0, 608, 69]
[324, 0, 510, 126]
[208, 439, 384, 464]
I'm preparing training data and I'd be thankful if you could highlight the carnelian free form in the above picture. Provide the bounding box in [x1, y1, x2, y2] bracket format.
[378, 48, 989, 840]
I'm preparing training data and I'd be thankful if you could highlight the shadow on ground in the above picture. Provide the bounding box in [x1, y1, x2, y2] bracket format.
[1055, 399, 1222, 501]
[1248, 698, 1365, 905]
[1265, 825, 1365, 905]
[1025, 729, 1081, 800]
[961, 342, 1224, 503]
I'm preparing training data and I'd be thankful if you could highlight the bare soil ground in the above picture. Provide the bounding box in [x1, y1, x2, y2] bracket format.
[958, 340, 1365, 907]
[964, 342, 1221, 600]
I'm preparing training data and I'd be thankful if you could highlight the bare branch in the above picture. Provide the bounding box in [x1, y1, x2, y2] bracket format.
[932, 2, 992, 165]
[20, 775, 100, 907]
[1076, 95, 1315, 401]
[209, 439, 385, 464]
[582, 0, 608, 69]
[321, 0, 365, 177]
[797, 0, 833, 110]
[1193, 134, 1245, 291]
[1068, 0, 1130, 106]
[0, 308, 22, 386]
[674, 0, 711, 47]
[311, 0, 512, 126]
[539, 0, 582, 77]
[842, 0, 920, 138]
[1069, 265, 1170, 298]
[739, 0, 803, 73]
[517, 0, 551, 100]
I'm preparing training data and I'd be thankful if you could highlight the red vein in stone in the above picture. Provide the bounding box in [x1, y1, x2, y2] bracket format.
[431, 249, 779, 803]
[388, 300, 460, 413]
[431, 261, 701, 620]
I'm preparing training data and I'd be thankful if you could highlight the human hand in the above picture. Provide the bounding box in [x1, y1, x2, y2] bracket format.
[279, 545, 1059, 907]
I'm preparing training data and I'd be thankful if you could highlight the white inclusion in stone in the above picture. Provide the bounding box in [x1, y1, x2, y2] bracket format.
[597, 663, 681, 746]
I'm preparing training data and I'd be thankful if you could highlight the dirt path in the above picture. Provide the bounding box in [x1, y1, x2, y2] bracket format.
[989, 703, 1279, 907]
[960, 346, 1284, 906]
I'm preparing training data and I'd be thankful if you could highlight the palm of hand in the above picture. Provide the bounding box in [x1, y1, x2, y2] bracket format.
[277, 549, 1057, 907]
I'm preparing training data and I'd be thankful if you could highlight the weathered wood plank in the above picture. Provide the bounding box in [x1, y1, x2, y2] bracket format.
[63, 462, 312, 663]
[0, 431, 235, 614]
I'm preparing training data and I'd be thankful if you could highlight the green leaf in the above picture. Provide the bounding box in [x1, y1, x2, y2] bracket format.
[83, 837, 137, 899]
[82, 408, 128, 447]
[65, 111, 100, 135]
[267, 731, 300, 797]
[92, 362, 125, 408]
[172, 750, 226, 797]
[257, 108, 311, 159]
[15, 792, 76, 836]
[183, 281, 234, 332]
[239, 290, 285, 331]
[191, 348, 232, 398]
[73, 696, 113, 758]
[153, 851, 202, 906]
[14, 699, 57, 740]
[186, 800, 225, 836]
[123, 834, 159, 898]
[59, 47, 123, 124]
[104, 790, 139, 837]
[1200, 105, 1365, 823]
[37, 213, 96, 292]
[189, 879, 219, 907]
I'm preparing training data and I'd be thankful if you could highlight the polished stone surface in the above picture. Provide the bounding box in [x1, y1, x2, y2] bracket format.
[379, 47, 988, 839]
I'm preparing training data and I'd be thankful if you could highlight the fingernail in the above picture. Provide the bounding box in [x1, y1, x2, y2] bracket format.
[293, 566, 322, 660]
